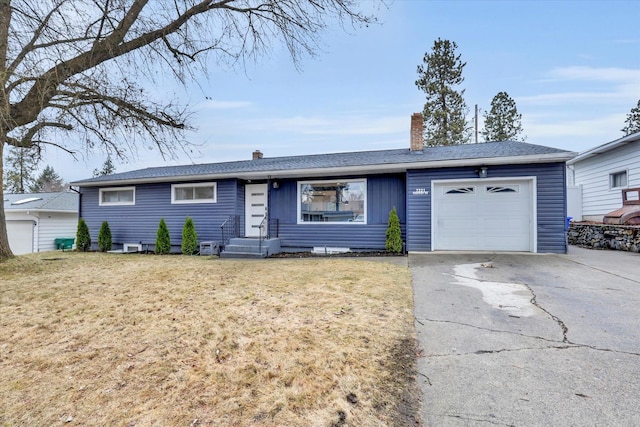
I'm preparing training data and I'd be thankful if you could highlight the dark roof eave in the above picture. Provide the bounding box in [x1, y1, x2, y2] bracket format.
[72, 152, 574, 187]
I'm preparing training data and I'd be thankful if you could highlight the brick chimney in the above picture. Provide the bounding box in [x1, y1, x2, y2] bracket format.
[252, 150, 263, 160]
[410, 113, 424, 152]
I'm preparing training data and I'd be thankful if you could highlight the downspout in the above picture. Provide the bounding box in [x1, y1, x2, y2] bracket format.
[25, 210, 39, 252]
[69, 186, 81, 218]
[567, 164, 576, 187]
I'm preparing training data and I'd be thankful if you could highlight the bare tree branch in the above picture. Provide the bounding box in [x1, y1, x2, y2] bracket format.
[0, 0, 378, 259]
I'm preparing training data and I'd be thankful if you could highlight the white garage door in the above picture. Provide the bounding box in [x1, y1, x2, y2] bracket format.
[7, 220, 34, 255]
[433, 179, 535, 252]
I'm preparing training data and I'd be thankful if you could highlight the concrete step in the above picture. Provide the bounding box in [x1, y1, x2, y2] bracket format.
[224, 244, 269, 254]
[221, 238, 281, 259]
[220, 250, 268, 259]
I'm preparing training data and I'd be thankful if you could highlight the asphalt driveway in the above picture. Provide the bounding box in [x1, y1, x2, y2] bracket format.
[410, 247, 640, 426]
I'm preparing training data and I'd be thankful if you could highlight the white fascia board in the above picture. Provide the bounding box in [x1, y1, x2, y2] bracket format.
[3, 208, 77, 214]
[73, 152, 574, 187]
[567, 132, 640, 165]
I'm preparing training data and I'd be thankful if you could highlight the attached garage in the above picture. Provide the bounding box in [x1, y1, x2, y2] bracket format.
[3, 192, 78, 254]
[432, 178, 536, 252]
[6, 220, 35, 255]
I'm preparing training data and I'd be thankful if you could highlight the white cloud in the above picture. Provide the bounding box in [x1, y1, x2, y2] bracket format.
[547, 66, 640, 83]
[518, 91, 630, 105]
[519, 66, 640, 106]
[252, 114, 407, 136]
[523, 113, 625, 139]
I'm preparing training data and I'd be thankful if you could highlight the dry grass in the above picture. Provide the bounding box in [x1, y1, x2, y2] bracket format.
[0, 252, 420, 426]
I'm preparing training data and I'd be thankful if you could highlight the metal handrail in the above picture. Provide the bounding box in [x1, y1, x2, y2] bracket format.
[220, 215, 240, 248]
[258, 215, 267, 255]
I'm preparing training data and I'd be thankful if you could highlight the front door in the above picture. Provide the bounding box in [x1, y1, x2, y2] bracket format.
[245, 183, 268, 237]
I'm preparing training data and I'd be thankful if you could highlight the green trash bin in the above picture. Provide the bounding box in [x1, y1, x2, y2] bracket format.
[55, 237, 75, 251]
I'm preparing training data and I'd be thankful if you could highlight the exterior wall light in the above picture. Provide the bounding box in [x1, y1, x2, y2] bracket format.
[478, 166, 488, 178]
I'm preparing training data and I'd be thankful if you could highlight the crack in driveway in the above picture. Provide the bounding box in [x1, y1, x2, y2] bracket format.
[523, 282, 569, 342]
[415, 316, 640, 358]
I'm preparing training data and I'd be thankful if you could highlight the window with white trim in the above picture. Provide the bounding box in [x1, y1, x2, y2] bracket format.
[610, 171, 627, 189]
[99, 187, 135, 206]
[171, 182, 217, 204]
[298, 179, 366, 223]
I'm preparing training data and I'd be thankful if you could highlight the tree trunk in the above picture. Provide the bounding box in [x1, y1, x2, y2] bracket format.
[0, 138, 15, 261]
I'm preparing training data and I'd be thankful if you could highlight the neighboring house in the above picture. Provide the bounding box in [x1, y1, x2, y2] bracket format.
[567, 132, 640, 222]
[71, 114, 575, 254]
[3, 192, 79, 254]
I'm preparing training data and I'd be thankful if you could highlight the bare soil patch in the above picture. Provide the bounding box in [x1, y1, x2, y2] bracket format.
[0, 253, 421, 426]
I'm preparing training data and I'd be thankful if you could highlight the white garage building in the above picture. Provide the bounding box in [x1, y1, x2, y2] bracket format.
[4, 192, 79, 254]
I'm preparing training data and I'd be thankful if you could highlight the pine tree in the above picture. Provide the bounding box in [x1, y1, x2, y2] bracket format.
[181, 216, 199, 255]
[415, 38, 470, 146]
[30, 165, 66, 192]
[621, 100, 640, 135]
[98, 221, 112, 252]
[76, 219, 91, 252]
[385, 207, 403, 253]
[482, 92, 525, 142]
[156, 219, 171, 255]
[93, 157, 116, 177]
[3, 146, 39, 193]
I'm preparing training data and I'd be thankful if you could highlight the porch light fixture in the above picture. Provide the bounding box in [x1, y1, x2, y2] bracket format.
[478, 166, 488, 178]
[272, 181, 279, 189]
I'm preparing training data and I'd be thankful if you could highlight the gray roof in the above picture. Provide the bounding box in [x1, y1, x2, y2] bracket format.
[3, 192, 79, 212]
[567, 131, 640, 165]
[73, 141, 575, 186]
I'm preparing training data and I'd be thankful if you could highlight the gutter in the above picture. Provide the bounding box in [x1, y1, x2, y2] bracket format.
[72, 152, 576, 187]
[567, 132, 640, 165]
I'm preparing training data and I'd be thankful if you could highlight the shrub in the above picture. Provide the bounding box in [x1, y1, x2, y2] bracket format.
[156, 218, 171, 254]
[98, 221, 112, 252]
[181, 216, 199, 255]
[385, 207, 403, 253]
[76, 219, 91, 252]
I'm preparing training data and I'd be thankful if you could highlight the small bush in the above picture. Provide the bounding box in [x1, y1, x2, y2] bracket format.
[98, 221, 112, 252]
[76, 219, 91, 252]
[385, 207, 403, 253]
[181, 216, 199, 255]
[156, 218, 171, 255]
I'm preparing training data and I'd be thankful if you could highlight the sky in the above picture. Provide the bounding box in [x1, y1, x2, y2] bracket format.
[39, 0, 640, 183]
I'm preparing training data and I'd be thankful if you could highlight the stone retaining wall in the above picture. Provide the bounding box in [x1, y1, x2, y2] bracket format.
[568, 223, 640, 253]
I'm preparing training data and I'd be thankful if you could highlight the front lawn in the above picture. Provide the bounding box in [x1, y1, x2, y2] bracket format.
[0, 253, 420, 426]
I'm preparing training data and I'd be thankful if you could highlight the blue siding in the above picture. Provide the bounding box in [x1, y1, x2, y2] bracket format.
[406, 163, 567, 253]
[80, 179, 239, 251]
[269, 174, 406, 250]
[79, 162, 567, 254]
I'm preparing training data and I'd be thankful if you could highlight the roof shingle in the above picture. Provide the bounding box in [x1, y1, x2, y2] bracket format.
[72, 141, 574, 185]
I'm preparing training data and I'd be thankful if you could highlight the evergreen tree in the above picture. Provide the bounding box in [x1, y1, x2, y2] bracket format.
[415, 38, 470, 146]
[93, 157, 116, 177]
[482, 92, 526, 142]
[181, 216, 199, 255]
[98, 221, 112, 252]
[76, 219, 91, 252]
[621, 100, 640, 135]
[385, 207, 403, 253]
[30, 165, 66, 192]
[156, 218, 171, 255]
[3, 146, 39, 193]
